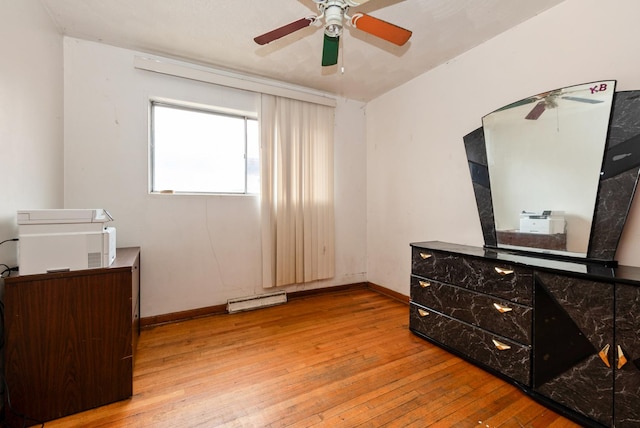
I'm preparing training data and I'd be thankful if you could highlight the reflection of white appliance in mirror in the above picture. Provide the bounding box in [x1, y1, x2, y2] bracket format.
[17, 209, 116, 275]
[519, 210, 565, 235]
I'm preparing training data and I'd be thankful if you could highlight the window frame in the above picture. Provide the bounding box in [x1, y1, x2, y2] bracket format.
[149, 99, 259, 196]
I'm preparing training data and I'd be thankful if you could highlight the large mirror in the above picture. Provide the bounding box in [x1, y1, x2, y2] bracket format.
[481, 81, 616, 258]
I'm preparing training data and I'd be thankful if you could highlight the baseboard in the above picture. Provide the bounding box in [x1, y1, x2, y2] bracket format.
[288, 282, 369, 300]
[367, 282, 410, 304]
[140, 282, 408, 329]
[140, 303, 229, 328]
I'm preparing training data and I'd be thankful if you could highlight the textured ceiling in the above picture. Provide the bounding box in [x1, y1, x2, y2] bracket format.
[39, 0, 565, 102]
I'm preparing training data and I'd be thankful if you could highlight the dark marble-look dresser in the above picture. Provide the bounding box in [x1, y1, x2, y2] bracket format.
[409, 241, 640, 428]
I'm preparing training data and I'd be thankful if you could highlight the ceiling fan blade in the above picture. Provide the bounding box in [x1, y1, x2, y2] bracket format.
[350, 13, 412, 46]
[525, 101, 547, 120]
[254, 17, 315, 45]
[561, 96, 604, 104]
[322, 34, 340, 66]
[495, 97, 539, 113]
[345, 0, 374, 5]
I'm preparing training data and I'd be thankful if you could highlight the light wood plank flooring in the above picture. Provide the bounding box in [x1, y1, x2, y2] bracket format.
[40, 289, 579, 427]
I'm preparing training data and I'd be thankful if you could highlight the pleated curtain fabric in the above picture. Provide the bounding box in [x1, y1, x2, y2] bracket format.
[260, 94, 335, 288]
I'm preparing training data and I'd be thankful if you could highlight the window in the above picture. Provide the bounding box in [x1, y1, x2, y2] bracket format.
[150, 101, 259, 194]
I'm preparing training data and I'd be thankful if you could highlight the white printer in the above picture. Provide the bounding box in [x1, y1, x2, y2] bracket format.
[519, 210, 566, 235]
[17, 209, 116, 275]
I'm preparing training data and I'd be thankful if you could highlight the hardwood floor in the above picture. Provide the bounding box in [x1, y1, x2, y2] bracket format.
[36, 289, 579, 427]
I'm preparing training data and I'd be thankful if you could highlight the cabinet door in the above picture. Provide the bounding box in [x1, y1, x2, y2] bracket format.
[615, 284, 640, 427]
[533, 272, 614, 427]
[4, 270, 133, 423]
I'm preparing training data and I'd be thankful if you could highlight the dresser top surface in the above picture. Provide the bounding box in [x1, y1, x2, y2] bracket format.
[411, 241, 640, 285]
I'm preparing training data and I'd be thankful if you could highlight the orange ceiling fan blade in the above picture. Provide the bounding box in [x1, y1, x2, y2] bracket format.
[350, 13, 412, 46]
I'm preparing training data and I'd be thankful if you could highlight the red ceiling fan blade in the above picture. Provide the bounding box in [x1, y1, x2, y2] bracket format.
[525, 101, 547, 120]
[254, 17, 315, 45]
[350, 13, 412, 46]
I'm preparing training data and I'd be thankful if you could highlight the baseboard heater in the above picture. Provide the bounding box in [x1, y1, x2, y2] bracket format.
[226, 291, 287, 314]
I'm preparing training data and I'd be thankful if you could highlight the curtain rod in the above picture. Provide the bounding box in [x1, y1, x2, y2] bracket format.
[134, 56, 337, 108]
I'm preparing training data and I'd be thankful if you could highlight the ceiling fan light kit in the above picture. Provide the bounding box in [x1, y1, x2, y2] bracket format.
[323, 3, 344, 38]
[254, 0, 412, 67]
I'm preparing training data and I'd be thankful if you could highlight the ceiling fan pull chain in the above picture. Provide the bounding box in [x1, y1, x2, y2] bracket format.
[341, 33, 346, 74]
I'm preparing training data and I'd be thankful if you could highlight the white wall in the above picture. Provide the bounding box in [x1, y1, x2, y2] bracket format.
[366, 0, 640, 296]
[0, 0, 63, 268]
[15, 0, 639, 314]
[63, 38, 367, 317]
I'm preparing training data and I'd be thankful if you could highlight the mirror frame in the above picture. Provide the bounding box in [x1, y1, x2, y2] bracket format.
[464, 89, 640, 265]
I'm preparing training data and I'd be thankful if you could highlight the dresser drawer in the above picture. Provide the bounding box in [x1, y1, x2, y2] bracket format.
[410, 276, 532, 344]
[411, 247, 533, 305]
[410, 303, 531, 386]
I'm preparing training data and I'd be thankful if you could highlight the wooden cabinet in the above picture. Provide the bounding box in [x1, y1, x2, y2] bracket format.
[4, 247, 140, 425]
[496, 230, 567, 251]
[410, 241, 640, 428]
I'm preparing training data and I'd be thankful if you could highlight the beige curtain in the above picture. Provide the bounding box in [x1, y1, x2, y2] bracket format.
[260, 94, 335, 288]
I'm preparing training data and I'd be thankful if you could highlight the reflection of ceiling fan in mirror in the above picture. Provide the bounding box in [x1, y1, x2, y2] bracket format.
[525, 90, 605, 120]
[253, 0, 412, 67]
[500, 88, 605, 120]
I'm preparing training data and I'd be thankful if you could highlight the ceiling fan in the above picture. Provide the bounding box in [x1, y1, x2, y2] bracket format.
[253, 0, 412, 67]
[521, 89, 603, 120]
[500, 89, 605, 120]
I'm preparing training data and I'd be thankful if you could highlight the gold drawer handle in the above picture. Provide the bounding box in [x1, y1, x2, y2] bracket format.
[417, 308, 429, 317]
[419, 252, 432, 260]
[494, 267, 514, 276]
[617, 345, 628, 370]
[493, 303, 513, 313]
[599, 344, 611, 368]
[492, 339, 511, 351]
[418, 280, 431, 288]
